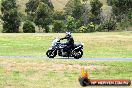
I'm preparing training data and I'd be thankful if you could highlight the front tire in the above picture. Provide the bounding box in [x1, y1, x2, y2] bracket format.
[73, 50, 83, 59]
[46, 50, 57, 58]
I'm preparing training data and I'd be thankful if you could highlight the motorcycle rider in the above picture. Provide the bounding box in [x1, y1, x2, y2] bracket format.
[60, 32, 74, 55]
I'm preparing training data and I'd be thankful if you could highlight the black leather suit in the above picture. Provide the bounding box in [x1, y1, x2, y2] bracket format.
[60, 36, 74, 54]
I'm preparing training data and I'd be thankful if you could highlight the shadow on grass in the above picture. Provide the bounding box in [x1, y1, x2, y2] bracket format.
[48, 57, 77, 60]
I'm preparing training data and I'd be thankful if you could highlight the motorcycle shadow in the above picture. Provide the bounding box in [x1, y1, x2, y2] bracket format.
[51, 57, 77, 60]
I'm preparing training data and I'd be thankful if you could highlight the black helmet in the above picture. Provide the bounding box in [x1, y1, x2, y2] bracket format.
[66, 32, 71, 38]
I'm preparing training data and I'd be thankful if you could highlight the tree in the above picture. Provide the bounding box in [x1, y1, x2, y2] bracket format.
[87, 22, 95, 32]
[23, 20, 35, 33]
[1, 0, 21, 33]
[107, 0, 113, 6]
[64, 0, 84, 20]
[34, 2, 53, 32]
[53, 11, 65, 20]
[112, 0, 132, 22]
[25, 0, 39, 13]
[82, 0, 90, 25]
[25, 0, 39, 21]
[72, 0, 84, 19]
[53, 20, 64, 32]
[79, 26, 87, 33]
[25, 0, 54, 21]
[64, 0, 87, 28]
[64, 0, 74, 15]
[90, 0, 103, 24]
[90, 0, 103, 16]
[66, 16, 76, 32]
[41, 0, 54, 10]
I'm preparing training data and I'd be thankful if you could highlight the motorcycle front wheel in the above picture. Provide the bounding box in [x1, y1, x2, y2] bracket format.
[73, 50, 83, 59]
[46, 50, 57, 58]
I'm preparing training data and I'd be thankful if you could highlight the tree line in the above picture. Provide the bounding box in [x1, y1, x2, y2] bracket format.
[0, 0, 132, 33]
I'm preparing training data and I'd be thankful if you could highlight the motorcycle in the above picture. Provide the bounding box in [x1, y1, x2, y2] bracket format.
[46, 38, 84, 59]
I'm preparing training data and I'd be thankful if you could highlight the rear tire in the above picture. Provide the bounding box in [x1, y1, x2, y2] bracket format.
[46, 50, 57, 58]
[73, 50, 83, 59]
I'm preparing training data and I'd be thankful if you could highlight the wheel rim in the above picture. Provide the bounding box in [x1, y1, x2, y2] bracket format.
[74, 51, 81, 57]
[48, 51, 55, 57]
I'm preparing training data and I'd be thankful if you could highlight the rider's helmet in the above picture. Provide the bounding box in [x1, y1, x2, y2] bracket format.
[66, 32, 71, 38]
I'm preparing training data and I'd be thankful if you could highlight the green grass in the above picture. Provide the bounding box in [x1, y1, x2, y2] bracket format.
[0, 58, 132, 88]
[0, 32, 132, 58]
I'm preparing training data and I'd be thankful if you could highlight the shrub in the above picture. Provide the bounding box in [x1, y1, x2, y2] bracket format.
[104, 20, 116, 31]
[87, 22, 95, 32]
[79, 26, 87, 33]
[53, 11, 65, 20]
[23, 20, 35, 33]
[96, 24, 105, 32]
[66, 16, 76, 32]
[52, 20, 64, 33]
[97, 20, 117, 32]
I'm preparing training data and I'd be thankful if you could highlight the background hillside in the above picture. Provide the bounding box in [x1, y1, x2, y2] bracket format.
[0, 0, 112, 19]
[16, 0, 109, 11]
[0, 0, 112, 32]
[0, 0, 131, 32]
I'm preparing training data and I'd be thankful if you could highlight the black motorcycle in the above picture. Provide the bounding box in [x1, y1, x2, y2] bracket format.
[46, 38, 84, 59]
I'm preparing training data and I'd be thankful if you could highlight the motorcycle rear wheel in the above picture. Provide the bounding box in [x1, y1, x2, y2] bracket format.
[73, 50, 83, 59]
[46, 50, 57, 58]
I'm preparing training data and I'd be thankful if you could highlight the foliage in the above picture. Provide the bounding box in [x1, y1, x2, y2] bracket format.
[79, 26, 87, 33]
[66, 16, 76, 32]
[81, 2, 90, 25]
[53, 11, 65, 20]
[96, 24, 105, 32]
[107, 0, 113, 6]
[25, 0, 54, 21]
[41, 0, 54, 10]
[64, 0, 84, 20]
[65, 0, 89, 29]
[72, 0, 84, 19]
[90, 0, 103, 24]
[23, 20, 35, 33]
[25, 0, 39, 13]
[90, 0, 103, 16]
[34, 2, 53, 32]
[0, 0, 131, 33]
[25, 0, 39, 21]
[1, 0, 21, 33]
[25, 0, 54, 12]
[52, 20, 65, 33]
[112, 0, 132, 21]
[75, 20, 82, 30]
[87, 22, 95, 32]
[64, 0, 74, 15]
[104, 20, 116, 31]
[97, 20, 117, 32]
[127, 12, 132, 26]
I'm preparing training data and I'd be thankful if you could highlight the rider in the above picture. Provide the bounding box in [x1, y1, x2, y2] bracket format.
[60, 32, 74, 55]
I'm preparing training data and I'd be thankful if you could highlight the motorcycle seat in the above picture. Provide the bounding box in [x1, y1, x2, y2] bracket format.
[74, 44, 81, 48]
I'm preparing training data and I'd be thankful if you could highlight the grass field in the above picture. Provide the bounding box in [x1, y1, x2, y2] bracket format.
[0, 1, 131, 87]
[0, 32, 132, 58]
[0, 32, 132, 88]
[0, 58, 132, 88]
